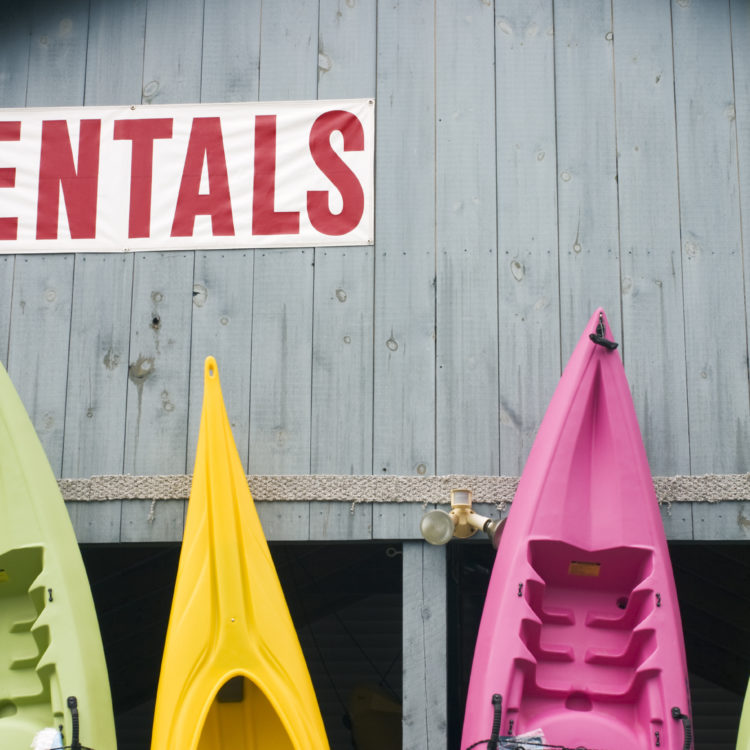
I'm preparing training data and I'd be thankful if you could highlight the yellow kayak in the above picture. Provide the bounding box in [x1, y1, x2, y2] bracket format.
[150, 357, 329, 750]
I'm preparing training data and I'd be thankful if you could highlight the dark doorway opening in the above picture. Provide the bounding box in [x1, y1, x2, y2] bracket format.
[80, 542, 403, 750]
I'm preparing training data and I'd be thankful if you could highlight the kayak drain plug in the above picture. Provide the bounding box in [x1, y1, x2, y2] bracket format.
[420, 489, 504, 548]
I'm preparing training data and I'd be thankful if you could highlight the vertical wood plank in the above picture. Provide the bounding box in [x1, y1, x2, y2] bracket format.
[0, 257, 15, 366]
[495, 0, 561, 475]
[141, 0, 204, 105]
[402, 541, 447, 750]
[249, 0, 319, 481]
[732, 0, 750, 372]
[318, 0, 376, 100]
[85, 0, 147, 105]
[68, 1, 145, 481]
[312, 0, 376, 475]
[374, 0, 436, 476]
[26, 0, 88, 107]
[124, 252, 194, 475]
[7, 255, 74, 475]
[135, 0, 203, 483]
[554, 0, 621, 359]
[311, 247, 375, 473]
[188, 251, 254, 471]
[258, 0, 318, 100]
[672, 0, 750, 473]
[435, 0, 498, 475]
[63, 255, 134, 477]
[248, 249, 314, 474]
[612, 0, 690, 475]
[16, 0, 87, 476]
[0, 5, 31, 107]
[201, 0, 261, 102]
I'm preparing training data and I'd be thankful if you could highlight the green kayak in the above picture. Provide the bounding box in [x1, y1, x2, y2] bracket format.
[739, 678, 750, 750]
[0, 362, 116, 750]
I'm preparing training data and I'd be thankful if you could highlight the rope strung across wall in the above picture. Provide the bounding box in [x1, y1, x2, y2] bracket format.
[57, 472, 750, 506]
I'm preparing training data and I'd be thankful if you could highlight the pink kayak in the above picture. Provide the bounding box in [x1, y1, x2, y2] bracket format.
[461, 309, 692, 750]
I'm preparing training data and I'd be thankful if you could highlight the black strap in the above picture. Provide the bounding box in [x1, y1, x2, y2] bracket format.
[589, 315, 618, 350]
[67, 696, 81, 750]
[671, 706, 693, 750]
[487, 694, 503, 750]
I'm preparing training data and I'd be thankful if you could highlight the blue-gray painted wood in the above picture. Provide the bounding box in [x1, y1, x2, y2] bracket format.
[85, 0, 146, 106]
[63, 499, 750, 544]
[435, 0, 499, 476]
[402, 541, 447, 750]
[612, 0, 690, 476]
[311, 247, 375, 474]
[693, 502, 750, 542]
[26, 0, 88, 107]
[141, 0, 204, 106]
[63, 254, 133, 477]
[313, 0, 376, 475]
[733, 0, 750, 368]
[187, 251, 254, 471]
[0, 257, 14, 366]
[7, 255, 74, 474]
[0, 5, 30, 107]
[200, 0, 261, 103]
[14, 0, 86, 474]
[0, 0, 746, 504]
[248, 0, 318, 476]
[554, 0, 621, 360]
[258, 0, 319, 101]
[374, 0, 436, 477]
[318, 0, 376, 100]
[672, 0, 750, 474]
[248, 249, 315, 474]
[495, 0, 561, 476]
[124, 252, 194, 475]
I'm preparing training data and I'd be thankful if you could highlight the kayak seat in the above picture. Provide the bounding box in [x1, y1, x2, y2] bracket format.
[518, 540, 656, 698]
[584, 627, 657, 667]
[0, 546, 52, 708]
[585, 587, 654, 630]
[520, 618, 574, 663]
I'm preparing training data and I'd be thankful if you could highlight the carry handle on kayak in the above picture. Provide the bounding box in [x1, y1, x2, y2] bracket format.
[589, 313, 618, 350]
[487, 694, 503, 750]
[67, 696, 82, 750]
[671, 706, 693, 750]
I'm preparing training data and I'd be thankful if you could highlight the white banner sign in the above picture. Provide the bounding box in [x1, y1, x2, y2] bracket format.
[0, 98, 374, 253]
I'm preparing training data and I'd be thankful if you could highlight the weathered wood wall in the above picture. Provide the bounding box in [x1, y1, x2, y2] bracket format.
[1, 0, 749, 484]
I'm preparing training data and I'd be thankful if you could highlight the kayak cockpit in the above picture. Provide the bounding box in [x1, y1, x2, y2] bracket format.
[196, 675, 296, 750]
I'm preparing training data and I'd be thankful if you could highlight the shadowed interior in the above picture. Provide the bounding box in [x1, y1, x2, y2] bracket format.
[196, 675, 294, 749]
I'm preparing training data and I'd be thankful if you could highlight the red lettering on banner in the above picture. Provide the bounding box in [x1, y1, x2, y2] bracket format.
[252, 115, 299, 235]
[36, 119, 101, 240]
[114, 118, 173, 238]
[171, 117, 234, 237]
[307, 111, 365, 235]
[0, 121, 21, 241]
